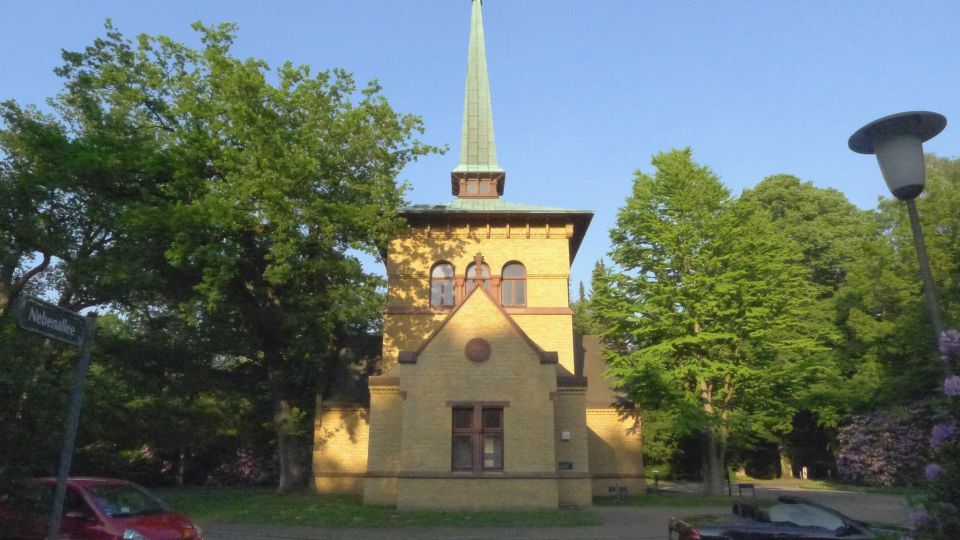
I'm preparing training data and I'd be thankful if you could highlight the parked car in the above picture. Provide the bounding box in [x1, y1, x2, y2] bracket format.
[0, 477, 202, 540]
[668, 495, 889, 540]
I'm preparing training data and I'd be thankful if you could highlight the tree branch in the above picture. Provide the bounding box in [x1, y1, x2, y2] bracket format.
[12, 252, 52, 293]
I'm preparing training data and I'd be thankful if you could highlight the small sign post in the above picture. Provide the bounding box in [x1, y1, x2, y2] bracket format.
[14, 296, 87, 347]
[13, 296, 97, 540]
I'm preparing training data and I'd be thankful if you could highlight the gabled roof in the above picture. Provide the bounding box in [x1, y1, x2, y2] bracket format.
[397, 286, 558, 365]
[403, 198, 589, 214]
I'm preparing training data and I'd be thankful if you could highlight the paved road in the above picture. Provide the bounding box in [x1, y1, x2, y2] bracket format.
[201, 484, 910, 540]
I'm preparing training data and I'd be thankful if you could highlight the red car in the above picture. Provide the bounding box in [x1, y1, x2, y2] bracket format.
[0, 477, 203, 540]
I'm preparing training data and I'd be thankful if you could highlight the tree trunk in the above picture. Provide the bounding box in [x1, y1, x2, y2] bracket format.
[779, 444, 794, 479]
[702, 429, 725, 496]
[266, 347, 296, 492]
[0, 287, 9, 316]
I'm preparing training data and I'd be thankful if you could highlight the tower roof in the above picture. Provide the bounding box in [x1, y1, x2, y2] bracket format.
[453, 0, 503, 177]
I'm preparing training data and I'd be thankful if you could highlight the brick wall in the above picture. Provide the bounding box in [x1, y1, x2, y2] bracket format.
[586, 407, 645, 497]
[389, 291, 562, 509]
[383, 222, 576, 372]
[397, 478, 559, 510]
[311, 406, 369, 494]
[363, 384, 403, 505]
[553, 388, 592, 506]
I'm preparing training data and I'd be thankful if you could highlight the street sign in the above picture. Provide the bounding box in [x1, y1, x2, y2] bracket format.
[13, 296, 86, 347]
[11, 295, 98, 539]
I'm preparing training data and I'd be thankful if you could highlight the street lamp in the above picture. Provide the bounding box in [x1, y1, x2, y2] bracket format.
[849, 111, 949, 375]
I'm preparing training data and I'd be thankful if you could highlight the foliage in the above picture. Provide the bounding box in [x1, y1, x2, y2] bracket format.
[0, 20, 436, 489]
[911, 331, 960, 539]
[0, 318, 74, 482]
[593, 148, 820, 495]
[835, 407, 930, 487]
[741, 175, 875, 428]
[845, 155, 960, 408]
[571, 264, 603, 335]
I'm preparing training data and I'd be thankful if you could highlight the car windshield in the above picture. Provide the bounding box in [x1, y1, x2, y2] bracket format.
[766, 502, 846, 530]
[85, 484, 170, 518]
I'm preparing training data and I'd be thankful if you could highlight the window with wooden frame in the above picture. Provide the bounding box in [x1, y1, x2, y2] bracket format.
[500, 262, 526, 306]
[464, 262, 491, 294]
[451, 406, 503, 472]
[430, 262, 455, 307]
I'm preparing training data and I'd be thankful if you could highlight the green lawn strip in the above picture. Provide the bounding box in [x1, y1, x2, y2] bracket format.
[730, 477, 917, 496]
[155, 488, 600, 528]
[795, 480, 918, 496]
[595, 493, 767, 508]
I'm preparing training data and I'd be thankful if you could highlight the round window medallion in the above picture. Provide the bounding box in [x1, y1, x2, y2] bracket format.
[465, 338, 491, 363]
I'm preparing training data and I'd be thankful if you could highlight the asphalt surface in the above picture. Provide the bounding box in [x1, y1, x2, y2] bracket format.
[200, 482, 910, 540]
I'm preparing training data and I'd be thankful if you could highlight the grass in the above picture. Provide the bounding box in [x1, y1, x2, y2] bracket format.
[155, 488, 601, 528]
[725, 475, 920, 496]
[595, 492, 770, 508]
[795, 480, 919, 496]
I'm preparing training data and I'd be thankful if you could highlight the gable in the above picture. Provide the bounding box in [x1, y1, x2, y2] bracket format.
[398, 286, 558, 366]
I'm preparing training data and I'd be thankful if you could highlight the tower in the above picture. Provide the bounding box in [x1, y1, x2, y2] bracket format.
[312, 0, 642, 509]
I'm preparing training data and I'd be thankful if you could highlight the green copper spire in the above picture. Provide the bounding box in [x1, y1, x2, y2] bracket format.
[453, 0, 504, 183]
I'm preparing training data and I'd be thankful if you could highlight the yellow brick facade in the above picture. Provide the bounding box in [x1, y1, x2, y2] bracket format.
[312, 216, 645, 507]
[375, 290, 565, 508]
[383, 223, 576, 374]
[311, 0, 642, 508]
[553, 388, 592, 506]
[586, 408, 645, 497]
[311, 407, 369, 494]
[314, 207, 643, 509]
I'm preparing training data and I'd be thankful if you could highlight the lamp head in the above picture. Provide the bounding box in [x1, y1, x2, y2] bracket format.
[848, 111, 946, 200]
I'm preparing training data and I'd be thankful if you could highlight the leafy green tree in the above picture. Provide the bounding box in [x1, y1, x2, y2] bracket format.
[58, 22, 436, 490]
[572, 266, 603, 336]
[0, 107, 66, 315]
[1, 94, 176, 480]
[2, 21, 437, 490]
[834, 155, 960, 409]
[594, 149, 818, 494]
[740, 175, 875, 475]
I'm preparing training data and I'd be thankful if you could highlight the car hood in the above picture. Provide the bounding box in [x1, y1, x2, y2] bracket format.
[113, 512, 200, 539]
[695, 522, 874, 539]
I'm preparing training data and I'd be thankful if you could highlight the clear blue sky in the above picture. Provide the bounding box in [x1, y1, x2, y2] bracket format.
[3, 0, 959, 292]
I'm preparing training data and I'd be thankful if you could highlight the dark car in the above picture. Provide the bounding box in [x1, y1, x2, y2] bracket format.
[0, 477, 202, 540]
[669, 496, 885, 540]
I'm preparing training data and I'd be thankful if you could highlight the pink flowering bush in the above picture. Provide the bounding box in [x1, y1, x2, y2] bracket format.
[206, 448, 277, 486]
[835, 408, 929, 486]
[944, 375, 960, 397]
[912, 331, 960, 539]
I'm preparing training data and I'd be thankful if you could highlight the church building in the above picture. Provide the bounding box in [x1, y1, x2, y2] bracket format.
[312, 0, 643, 509]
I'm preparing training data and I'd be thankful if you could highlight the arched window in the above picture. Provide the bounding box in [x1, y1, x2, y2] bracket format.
[431, 262, 455, 307]
[465, 262, 491, 294]
[501, 262, 526, 306]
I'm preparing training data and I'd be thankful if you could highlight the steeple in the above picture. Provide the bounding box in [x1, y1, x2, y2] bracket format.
[452, 0, 505, 198]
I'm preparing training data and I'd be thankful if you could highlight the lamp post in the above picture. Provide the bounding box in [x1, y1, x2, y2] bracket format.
[849, 111, 950, 375]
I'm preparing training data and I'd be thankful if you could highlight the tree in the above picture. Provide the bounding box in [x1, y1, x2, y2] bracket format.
[740, 175, 875, 476]
[594, 149, 818, 494]
[2, 21, 437, 491]
[1, 95, 178, 480]
[571, 265, 603, 336]
[833, 155, 960, 410]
